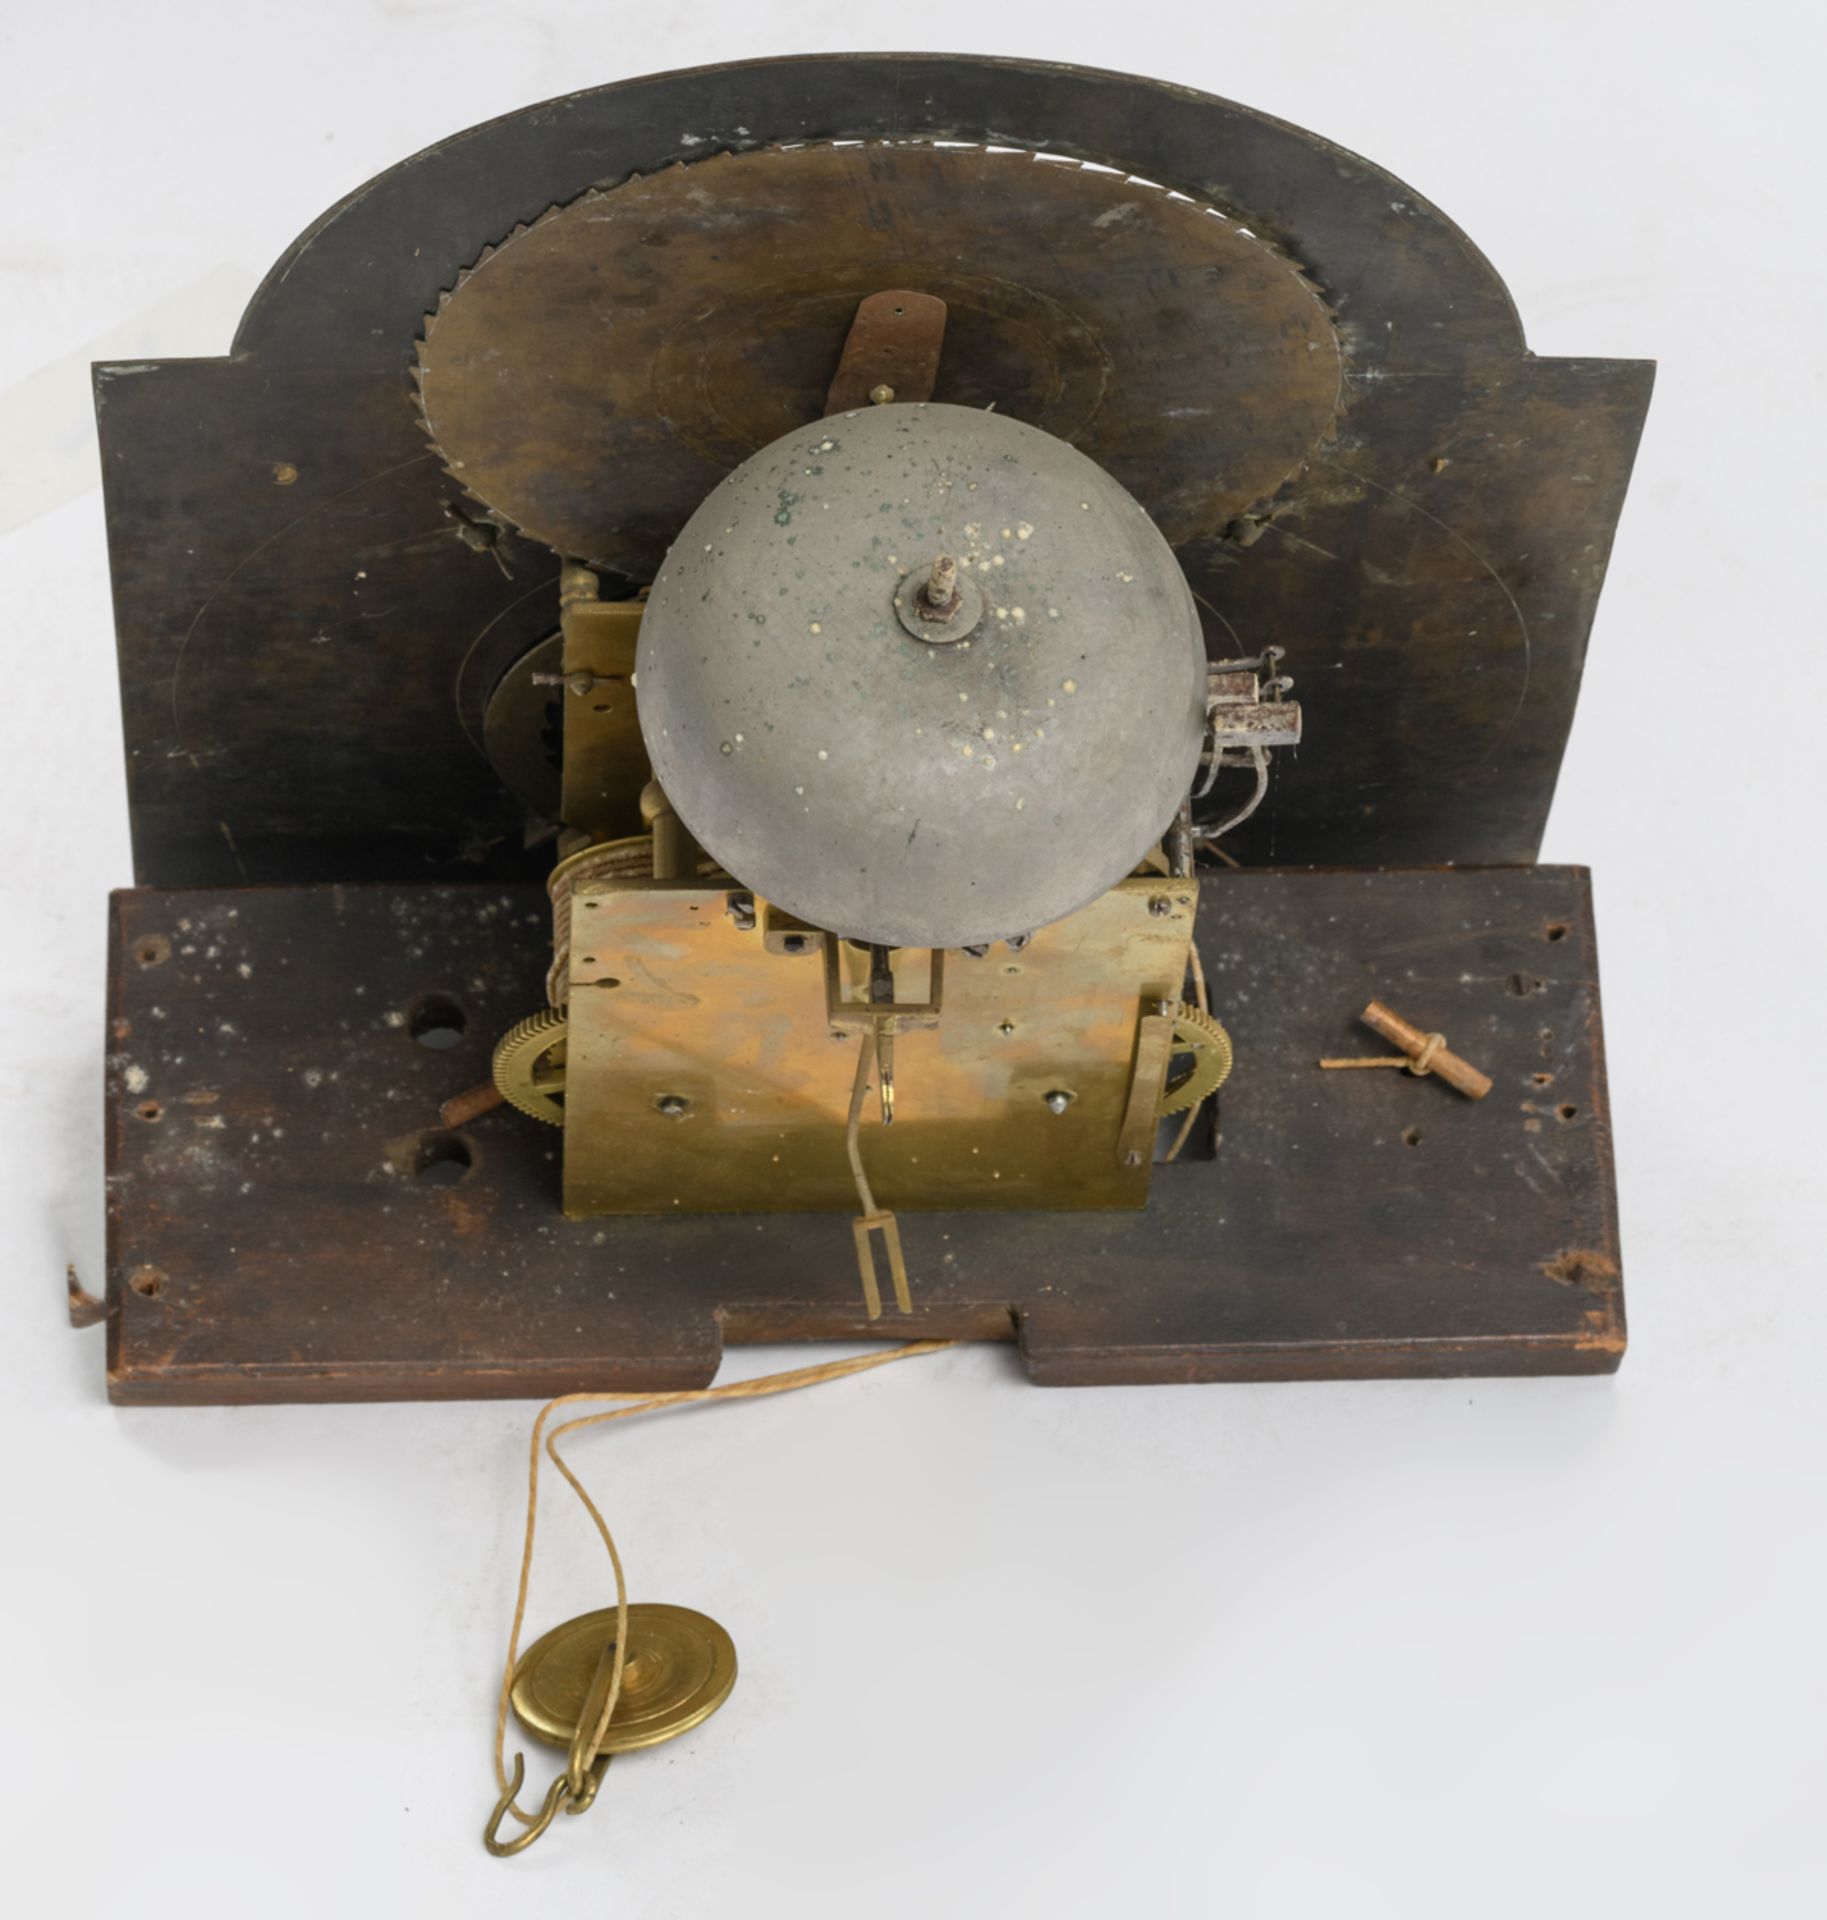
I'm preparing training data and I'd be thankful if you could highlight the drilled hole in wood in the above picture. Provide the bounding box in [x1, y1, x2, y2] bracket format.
[1506, 973, 1543, 997]
[135, 1100, 163, 1122]
[391, 1129, 475, 1185]
[1401, 1126, 1422, 1148]
[407, 992, 467, 1050]
[1545, 922, 1570, 942]
[1556, 1103, 1579, 1123]
[589, 977, 622, 989]
[129, 1266, 167, 1299]
[134, 934, 170, 968]
[1532, 1072, 1554, 1087]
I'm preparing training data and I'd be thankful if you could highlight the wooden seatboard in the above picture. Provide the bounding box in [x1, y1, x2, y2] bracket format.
[102, 867, 1622, 1403]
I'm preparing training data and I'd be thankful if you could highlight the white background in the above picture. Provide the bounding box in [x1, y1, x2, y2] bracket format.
[2, 3, 1822, 1913]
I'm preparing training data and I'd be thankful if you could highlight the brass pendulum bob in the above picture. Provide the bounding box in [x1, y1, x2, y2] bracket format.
[483, 1603, 737, 1856]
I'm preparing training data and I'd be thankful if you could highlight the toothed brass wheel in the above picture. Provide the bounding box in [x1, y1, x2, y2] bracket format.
[1156, 1004, 1234, 1117]
[493, 1006, 568, 1125]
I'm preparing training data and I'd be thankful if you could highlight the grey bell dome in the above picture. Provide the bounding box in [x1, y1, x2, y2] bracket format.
[636, 402, 1206, 949]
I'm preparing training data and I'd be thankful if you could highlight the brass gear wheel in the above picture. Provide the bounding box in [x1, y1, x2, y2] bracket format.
[493, 1006, 568, 1125]
[1156, 1004, 1234, 1117]
[411, 142, 1340, 579]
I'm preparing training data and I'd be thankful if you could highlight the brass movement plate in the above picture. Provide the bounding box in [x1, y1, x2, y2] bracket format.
[510, 1604, 738, 1755]
[563, 876, 1197, 1216]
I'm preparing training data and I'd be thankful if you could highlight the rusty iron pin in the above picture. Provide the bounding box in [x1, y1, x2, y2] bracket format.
[916, 552, 961, 622]
[441, 1081, 507, 1129]
[1319, 999, 1492, 1099]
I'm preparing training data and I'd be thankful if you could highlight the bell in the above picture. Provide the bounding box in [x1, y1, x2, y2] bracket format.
[636, 402, 1207, 950]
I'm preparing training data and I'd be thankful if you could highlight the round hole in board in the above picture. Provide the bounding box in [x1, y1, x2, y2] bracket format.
[1545, 922, 1570, 943]
[134, 934, 171, 968]
[130, 1266, 167, 1299]
[407, 992, 467, 1050]
[1557, 1104, 1579, 1123]
[1401, 1127, 1423, 1148]
[400, 1130, 474, 1185]
[136, 1100, 163, 1123]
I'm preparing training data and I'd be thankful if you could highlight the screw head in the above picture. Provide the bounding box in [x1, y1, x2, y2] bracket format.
[1043, 1089, 1074, 1115]
[1148, 895, 1173, 917]
[654, 1094, 690, 1118]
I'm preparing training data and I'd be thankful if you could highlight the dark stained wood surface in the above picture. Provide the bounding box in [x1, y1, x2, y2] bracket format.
[94, 56, 1651, 892]
[103, 867, 1623, 1404]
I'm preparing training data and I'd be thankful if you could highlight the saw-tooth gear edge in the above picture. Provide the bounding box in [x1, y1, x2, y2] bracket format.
[1156, 1004, 1234, 1117]
[409, 141, 1337, 565]
[493, 1006, 568, 1126]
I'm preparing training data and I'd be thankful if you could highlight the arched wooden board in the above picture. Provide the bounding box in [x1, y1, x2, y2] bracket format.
[93, 54, 1650, 886]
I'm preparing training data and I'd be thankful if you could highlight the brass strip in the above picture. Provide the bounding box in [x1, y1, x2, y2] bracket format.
[1116, 1006, 1177, 1170]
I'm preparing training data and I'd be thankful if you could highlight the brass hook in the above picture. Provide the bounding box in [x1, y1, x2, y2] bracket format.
[483, 1750, 609, 1858]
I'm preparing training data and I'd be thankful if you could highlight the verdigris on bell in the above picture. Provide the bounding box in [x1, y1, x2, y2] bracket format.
[636, 402, 1209, 952]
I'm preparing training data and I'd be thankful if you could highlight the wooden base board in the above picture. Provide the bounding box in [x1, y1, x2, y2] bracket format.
[103, 866, 1623, 1404]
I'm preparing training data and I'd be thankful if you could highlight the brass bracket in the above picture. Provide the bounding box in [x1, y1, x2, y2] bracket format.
[822, 937, 944, 1029]
[851, 1209, 912, 1320]
[824, 289, 948, 414]
[1116, 1001, 1178, 1169]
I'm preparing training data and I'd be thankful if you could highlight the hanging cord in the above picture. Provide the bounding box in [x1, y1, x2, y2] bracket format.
[490, 1340, 956, 1839]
